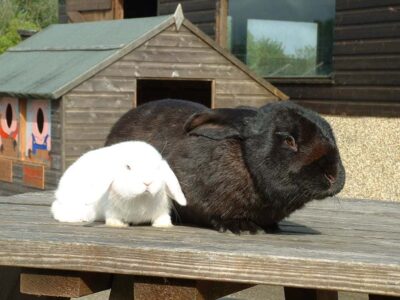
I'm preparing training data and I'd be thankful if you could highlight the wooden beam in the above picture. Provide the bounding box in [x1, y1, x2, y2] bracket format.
[67, 11, 86, 23]
[1, 267, 67, 300]
[113, 0, 124, 19]
[20, 269, 112, 298]
[66, 0, 112, 12]
[134, 277, 196, 300]
[369, 295, 400, 300]
[285, 287, 339, 300]
[0, 158, 12, 183]
[109, 275, 251, 300]
[338, 291, 368, 300]
[196, 280, 251, 300]
[215, 0, 228, 48]
[109, 275, 134, 300]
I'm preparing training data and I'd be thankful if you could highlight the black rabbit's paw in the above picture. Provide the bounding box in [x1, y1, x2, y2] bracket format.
[211, 218, 264, 235]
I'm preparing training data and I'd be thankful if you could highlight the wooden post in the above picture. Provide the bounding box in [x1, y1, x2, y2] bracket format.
[0, 267, 67, 300]
[215, 0, 228, 48]
[109, 274, 134, 300]
[109, 275, 251, 300]
[338, 291, 368, 300]
[113, 0, 124, 19]
[196, 280, 251, 300]
[285, 287, 338, 300]
[20, 269, 112, 298]
[369, 295, 399, 300]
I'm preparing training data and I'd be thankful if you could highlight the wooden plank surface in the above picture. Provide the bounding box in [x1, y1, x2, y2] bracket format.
[0, 192, 400, 296]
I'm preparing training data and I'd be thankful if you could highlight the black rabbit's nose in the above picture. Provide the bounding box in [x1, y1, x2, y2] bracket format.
[324, 173, 336, 185]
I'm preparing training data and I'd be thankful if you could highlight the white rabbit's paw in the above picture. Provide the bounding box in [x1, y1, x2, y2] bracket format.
[106, 218, 129, 228]
[152, 214, 173, 228]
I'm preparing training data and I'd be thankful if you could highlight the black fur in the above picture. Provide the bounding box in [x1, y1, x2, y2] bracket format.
[105, 99, 345, 234]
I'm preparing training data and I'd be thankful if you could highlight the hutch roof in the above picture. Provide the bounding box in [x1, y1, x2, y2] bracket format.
[0, 6, 287, 100]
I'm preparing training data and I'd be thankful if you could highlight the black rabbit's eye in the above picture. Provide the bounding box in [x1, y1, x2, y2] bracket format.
[126, 165, 131, 170]
[284, 136, 297, 151]
[276, 132, 298, 152]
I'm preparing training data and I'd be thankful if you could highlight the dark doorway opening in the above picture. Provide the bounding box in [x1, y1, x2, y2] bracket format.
[137, 79, 213, 107]
[6, 104, 13, 128]
[124, 0, 158, 19]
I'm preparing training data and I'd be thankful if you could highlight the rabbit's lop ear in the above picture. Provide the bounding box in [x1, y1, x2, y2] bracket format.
[183, 109, 242, 141]
[160, 160, 187, 206]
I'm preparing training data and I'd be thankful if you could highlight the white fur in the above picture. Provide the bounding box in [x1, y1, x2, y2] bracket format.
[51, 141, 186, 227]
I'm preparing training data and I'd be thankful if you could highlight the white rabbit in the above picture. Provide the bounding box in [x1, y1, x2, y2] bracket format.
[51, 141, 187, 227]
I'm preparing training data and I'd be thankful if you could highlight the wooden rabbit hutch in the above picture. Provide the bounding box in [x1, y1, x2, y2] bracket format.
[0, 6, 287, 195]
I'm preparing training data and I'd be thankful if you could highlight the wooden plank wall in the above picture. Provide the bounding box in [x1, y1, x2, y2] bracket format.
[61, 0, 122, 23]
[63, 24, 278, 166]
[60, 0, 216, 32]
[0, 101, 62, 196]
[98, 24, 278, 108]
[274, 0, 400, 116]
[63, 82, 135, 168]
[158, 0, 217, 39]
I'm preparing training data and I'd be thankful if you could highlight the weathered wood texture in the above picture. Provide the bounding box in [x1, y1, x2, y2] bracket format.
[20, 269, 111, 298]
[109, 275, 250, 300]
[0, 192, 399, 297]
[97, 24, 279, 107]
[276, 1, 400, 116]
[138, 277, 250, 300]
[62, 23, 279, 167]
[285, 287, 340, 300]
[0, 267, 67, 300]
[63, 0, 121, 23]
[0, 101, 62, 196]
[62, 91, 134, 169]
[61, 0, 217, 35]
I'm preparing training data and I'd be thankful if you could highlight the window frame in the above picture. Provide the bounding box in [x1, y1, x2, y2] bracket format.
[217, 0, 335, 84]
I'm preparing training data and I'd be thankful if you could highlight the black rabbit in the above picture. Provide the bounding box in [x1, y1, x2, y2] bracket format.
[105, 99, 345, 234]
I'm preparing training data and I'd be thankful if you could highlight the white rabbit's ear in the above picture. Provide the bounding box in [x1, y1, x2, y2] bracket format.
[160, 160, 187, 206]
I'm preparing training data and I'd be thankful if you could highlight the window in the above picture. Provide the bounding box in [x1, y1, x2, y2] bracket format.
[228, 0, 335, 78]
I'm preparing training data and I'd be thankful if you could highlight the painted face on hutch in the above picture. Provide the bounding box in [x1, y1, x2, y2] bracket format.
[0, 97, 19, 157]
[26, 100, 51, 162]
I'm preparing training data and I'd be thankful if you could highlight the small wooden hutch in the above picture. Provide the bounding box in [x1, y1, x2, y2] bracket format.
[0, 6, 286, 195]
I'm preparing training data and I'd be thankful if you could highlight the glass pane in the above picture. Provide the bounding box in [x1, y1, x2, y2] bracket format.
[228, 0, 335, 77]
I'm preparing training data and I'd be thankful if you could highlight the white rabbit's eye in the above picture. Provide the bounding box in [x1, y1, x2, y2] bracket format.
[126, 164, 131, 170]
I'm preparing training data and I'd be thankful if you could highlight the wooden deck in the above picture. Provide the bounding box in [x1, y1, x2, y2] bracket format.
[0, 192, 399, 299]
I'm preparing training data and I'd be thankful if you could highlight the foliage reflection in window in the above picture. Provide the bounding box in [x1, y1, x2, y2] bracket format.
[228, 0, 335, 77]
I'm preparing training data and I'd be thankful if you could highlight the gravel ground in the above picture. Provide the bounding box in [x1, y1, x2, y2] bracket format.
[324, 115, 400, 201]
